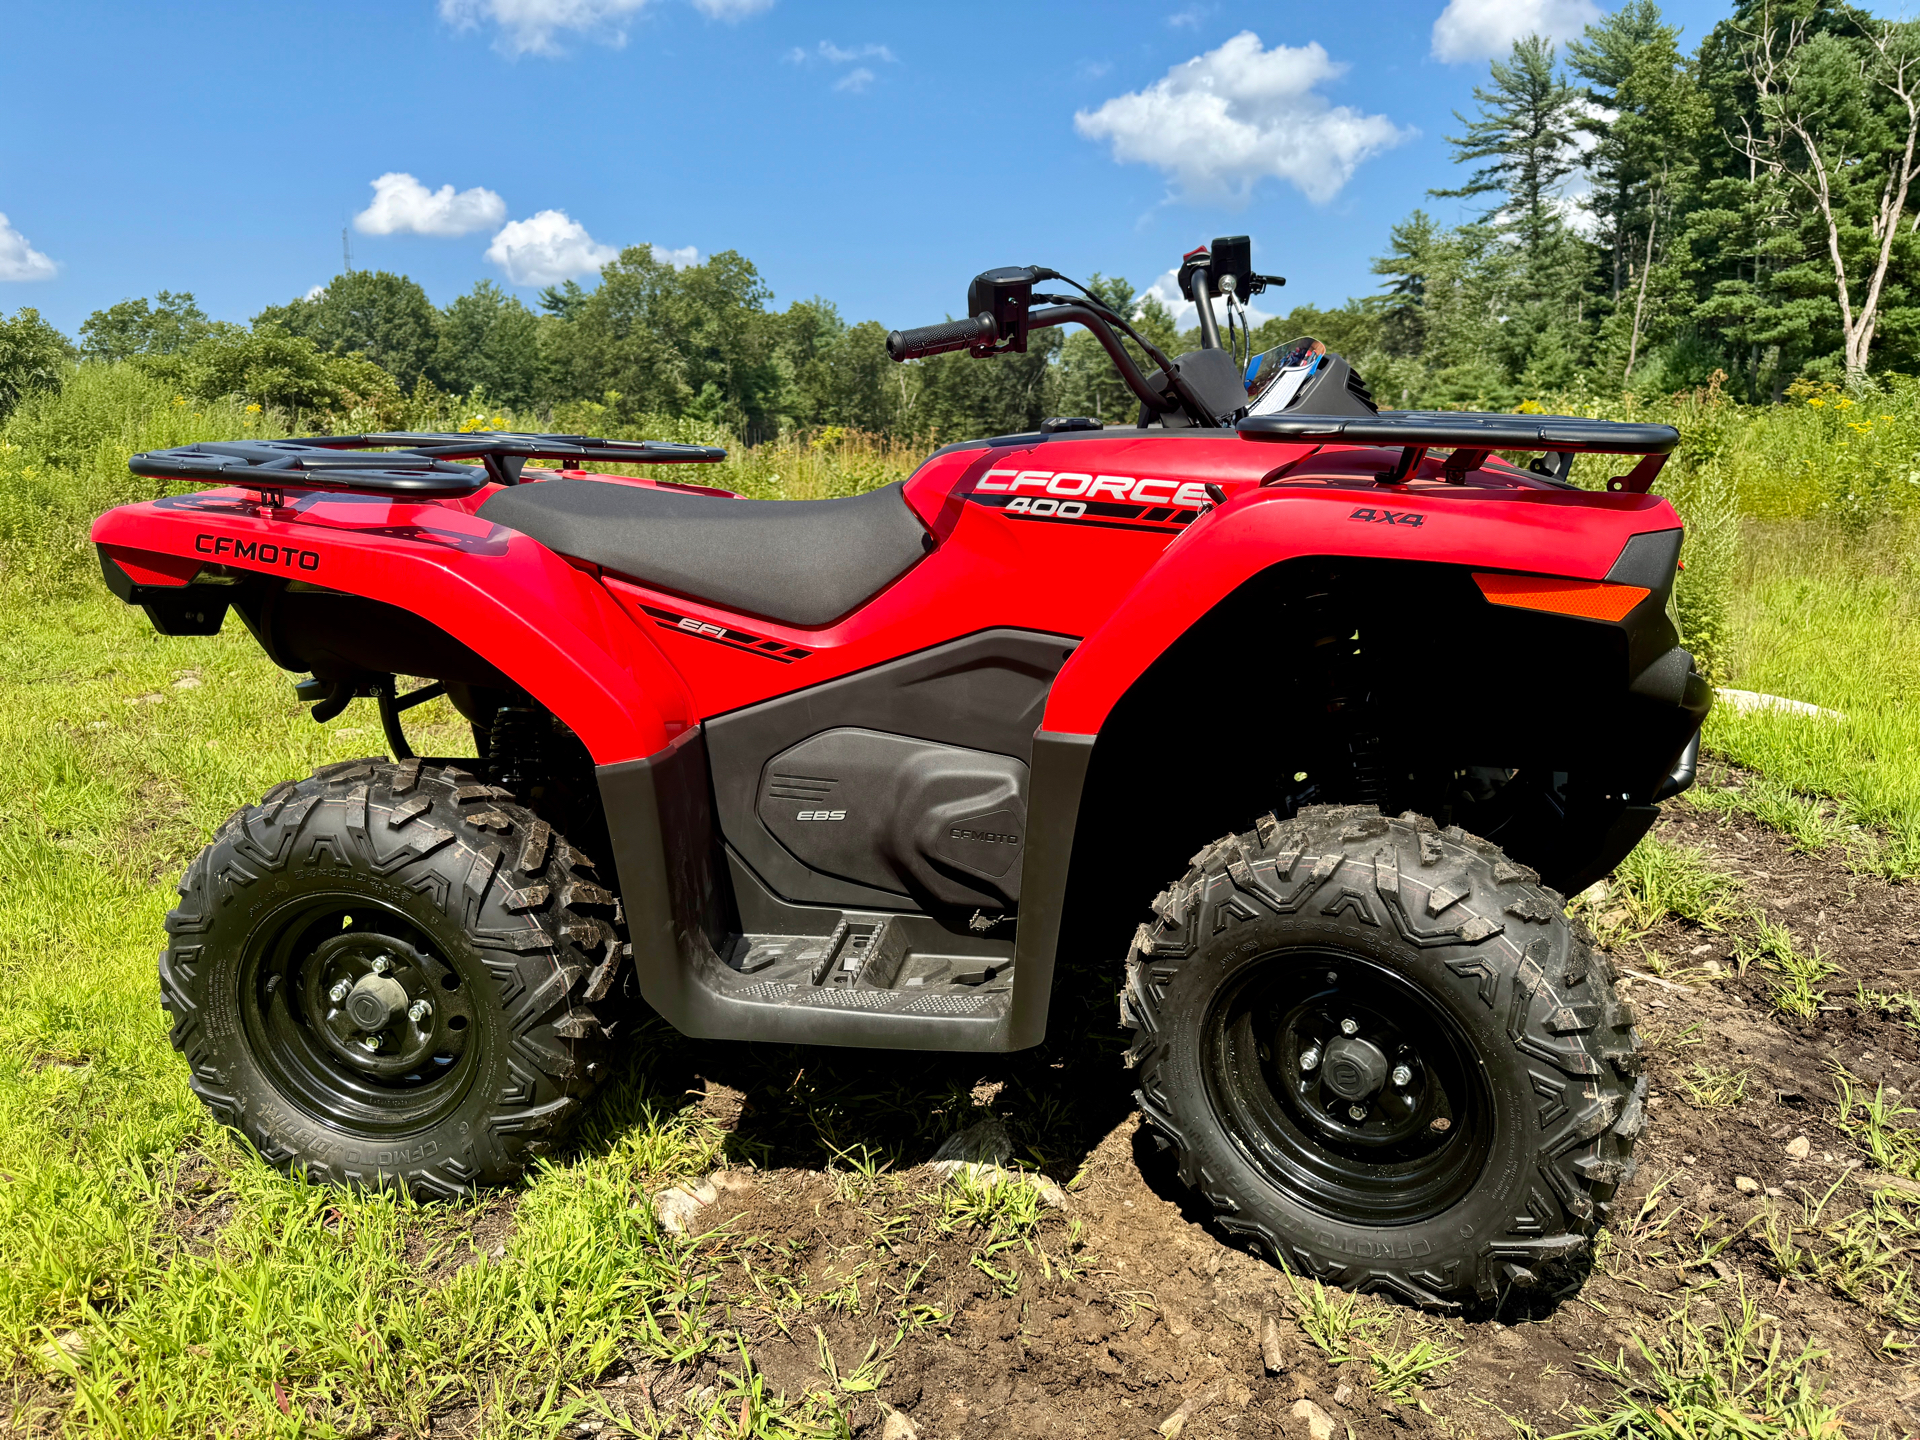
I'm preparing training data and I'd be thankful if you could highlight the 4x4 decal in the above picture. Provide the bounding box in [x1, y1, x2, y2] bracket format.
[1349, 507, 1426, 527]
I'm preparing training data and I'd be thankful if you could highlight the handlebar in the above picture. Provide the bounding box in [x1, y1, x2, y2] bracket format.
[886, 302, 1212, 421]
[886, 314, 998, 361]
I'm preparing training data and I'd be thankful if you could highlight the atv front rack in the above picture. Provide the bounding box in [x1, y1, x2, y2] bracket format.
[129, 432, 727, 503]
[1237, 410, 1681, 492]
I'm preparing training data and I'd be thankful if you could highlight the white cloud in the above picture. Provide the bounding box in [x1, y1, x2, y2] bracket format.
[652, 243, 699, 268]
[1075, 32, 1411, 206]
[439, 0, 652, 56]
[486, 210, 619, 285]
[1430, 0, 1599, 62]
[304, 284, 327, 300]
[0, 213, 56, 282]
[691, 0, 772, 16]
[354, 172, 507, 237]
[787, 40, 895, 79]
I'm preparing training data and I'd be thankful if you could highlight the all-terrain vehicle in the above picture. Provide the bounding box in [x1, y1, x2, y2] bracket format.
[92, 236, 1708, 1309]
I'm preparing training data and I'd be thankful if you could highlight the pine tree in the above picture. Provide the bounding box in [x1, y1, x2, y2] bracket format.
[1431, 36, 1584, 259]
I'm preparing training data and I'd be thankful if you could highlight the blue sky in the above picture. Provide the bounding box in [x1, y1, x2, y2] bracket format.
[0, 0, 1805, 338]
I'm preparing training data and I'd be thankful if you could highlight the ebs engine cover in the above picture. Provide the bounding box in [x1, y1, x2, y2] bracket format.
[756, 728, 1027, 911]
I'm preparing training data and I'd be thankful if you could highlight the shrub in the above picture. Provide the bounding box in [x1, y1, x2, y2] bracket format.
[139, 328, 404, 428]
[0, 307, 71, 423]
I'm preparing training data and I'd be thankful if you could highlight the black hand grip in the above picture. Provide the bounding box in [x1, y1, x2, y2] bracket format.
[886, 314, 996, 361]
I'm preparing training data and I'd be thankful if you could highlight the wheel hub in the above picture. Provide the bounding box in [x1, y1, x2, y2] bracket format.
[1320, 1034, 1388, 1101]
[298, 931, 473, 1081]
[344, 974, 409, 1032]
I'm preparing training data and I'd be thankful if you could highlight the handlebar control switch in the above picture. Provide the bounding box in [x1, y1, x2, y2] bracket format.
[966, 267, 1042, 353]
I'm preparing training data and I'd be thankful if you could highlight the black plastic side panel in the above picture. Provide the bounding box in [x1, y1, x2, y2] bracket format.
[705, 630, 1077, 910]
[600, 730, 734, 1028]
[1607, 528, 1685, 678]
[1004, 730, 1097, 1050]
[758, 728, 1028, 909]
[598, 729, 1044, 1050]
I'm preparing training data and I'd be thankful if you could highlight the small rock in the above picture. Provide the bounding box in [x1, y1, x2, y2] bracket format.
[172, 676, 202, 690]
[1158, 1380, 1223, 1439]
[1260, 1313, 1287, 1374]
[709, 1169, 755, 1195]
[1764, 1186, 1785, 1198]
[1702, 958, 1724, 976]
[930, 1116, 1014, 1173]
[1332, 1383, 1352, 1405]
[1290, 1398, 1336, 1441]
[1026, 1172, 1068, 1208]
[1709, 1259, 1735, 1281]
[37, 1331, 88, 1368]
[1784, 1135, 1811, 1160]
[653, 1186, 707, 1234]
[1714, 688, 1845, 722]
[1733, 1176, 1760, 1195]
[880, 1407, 919, 1440]
[1858, 1171, 1921, 1198]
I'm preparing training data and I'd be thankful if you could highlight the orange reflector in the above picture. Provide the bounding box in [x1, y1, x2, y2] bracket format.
[1473, 572, 1649, 622]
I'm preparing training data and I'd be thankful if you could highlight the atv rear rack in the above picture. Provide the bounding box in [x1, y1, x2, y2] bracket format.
[1237, 410, 1681, 492]
[128, 432, 727, 503]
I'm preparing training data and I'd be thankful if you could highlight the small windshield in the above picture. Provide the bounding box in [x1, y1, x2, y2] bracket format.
[1244, 338, 1325, 416]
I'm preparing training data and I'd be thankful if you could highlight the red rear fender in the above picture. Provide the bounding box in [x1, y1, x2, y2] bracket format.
[91, 489, 691, 764]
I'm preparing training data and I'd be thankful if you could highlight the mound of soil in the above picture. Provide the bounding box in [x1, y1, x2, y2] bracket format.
[540, 802, 1918, 1440]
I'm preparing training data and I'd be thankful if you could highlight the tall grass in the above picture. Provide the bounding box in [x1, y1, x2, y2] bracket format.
[0, 365, 921, 595]
[1705, 518, 1920, 874]
[0, 367, 287, 589]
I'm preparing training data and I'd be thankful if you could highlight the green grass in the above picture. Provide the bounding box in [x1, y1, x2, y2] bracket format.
[0, 588, 866, 1437]
[1565, 1285, 1845, 1439]
[1703, 520, 1920, 878]
[1578, 835, 1741, 950]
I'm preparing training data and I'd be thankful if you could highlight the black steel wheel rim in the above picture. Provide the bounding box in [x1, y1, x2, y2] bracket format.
[238, 894, 480, 1136]
[1200, 947, 1493, 1226]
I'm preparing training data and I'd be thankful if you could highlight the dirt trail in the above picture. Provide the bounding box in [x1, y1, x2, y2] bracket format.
[517, 803, 1921, 1441]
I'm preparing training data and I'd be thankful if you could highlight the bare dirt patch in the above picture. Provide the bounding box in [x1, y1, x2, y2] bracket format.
[558, 806, 1918, 1440]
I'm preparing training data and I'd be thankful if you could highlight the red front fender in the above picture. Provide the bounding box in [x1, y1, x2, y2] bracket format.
[1041, 480, 1682, 736]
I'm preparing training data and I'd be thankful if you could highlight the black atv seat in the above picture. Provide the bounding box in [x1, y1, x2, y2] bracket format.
[478, 477, 932, 628]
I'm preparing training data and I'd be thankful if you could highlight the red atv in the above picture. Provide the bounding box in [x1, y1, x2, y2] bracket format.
[93, 237, 1706, 1309]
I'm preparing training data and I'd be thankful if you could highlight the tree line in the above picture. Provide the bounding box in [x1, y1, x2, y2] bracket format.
[0, 0, 1912, 440]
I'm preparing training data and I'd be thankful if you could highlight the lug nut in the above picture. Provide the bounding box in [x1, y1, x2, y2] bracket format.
[328, 979, 351, 1004]
[360, 1034, 382, 1053]
[1340, 1017, 1360, 1036]
[370, 955, 393, 975]
[1391, 1065, 1413, 1086]
[1299, 1046, 1322, 1072]
[408, 999, 431, 1024]
[1348, 1105, 1367, 1122]
[1325, 971, 1338, 985]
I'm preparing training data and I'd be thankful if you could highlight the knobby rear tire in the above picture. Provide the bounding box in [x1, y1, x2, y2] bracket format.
[1121, 804, 1644, 1310]
[160, 757, 628, 1197]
